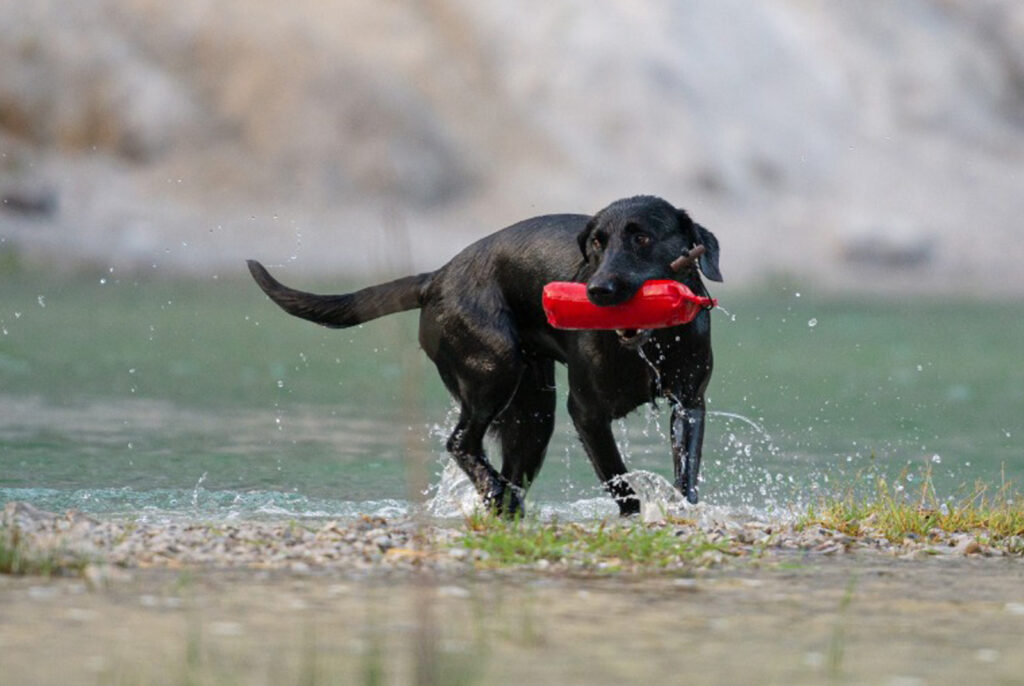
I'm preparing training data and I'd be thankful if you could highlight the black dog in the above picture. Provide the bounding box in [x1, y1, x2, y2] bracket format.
[248, 195, 721, 515]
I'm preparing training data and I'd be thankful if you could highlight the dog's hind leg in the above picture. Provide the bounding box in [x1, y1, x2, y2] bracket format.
[446, 408, 522, 516]
[567, 394, 640, 516]
[429, 324, 529, 516]
[445, 371, 530, 517]
[492, 358, 556, 494]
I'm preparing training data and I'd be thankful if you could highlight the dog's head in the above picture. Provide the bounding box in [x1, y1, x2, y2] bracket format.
[577, 196, 722, 307]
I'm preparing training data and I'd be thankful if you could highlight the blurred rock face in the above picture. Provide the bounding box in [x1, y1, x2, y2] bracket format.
[1, 0, 1023, 292]
[0, 0, 473, 204]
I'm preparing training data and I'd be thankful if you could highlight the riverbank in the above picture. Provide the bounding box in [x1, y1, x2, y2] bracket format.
[4, 500, 1023, 581]
[3, 502, 1024, 686]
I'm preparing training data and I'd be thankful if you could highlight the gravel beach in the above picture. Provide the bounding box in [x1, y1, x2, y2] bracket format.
[5, 501, 1022, 579]
[4, 501, 1024, 686]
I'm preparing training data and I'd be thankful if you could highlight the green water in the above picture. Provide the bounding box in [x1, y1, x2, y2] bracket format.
[1, 269, 1021, 519]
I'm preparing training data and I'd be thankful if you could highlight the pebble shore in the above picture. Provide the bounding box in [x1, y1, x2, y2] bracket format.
[3, 501, 1021, 581]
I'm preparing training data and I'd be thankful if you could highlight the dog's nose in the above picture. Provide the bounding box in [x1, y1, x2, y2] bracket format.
[586, 279, 621, 305]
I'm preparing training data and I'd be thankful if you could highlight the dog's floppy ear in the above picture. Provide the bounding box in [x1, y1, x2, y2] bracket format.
[678, 210, 723, 282]
[577, 218, 596, 259]
[693, 223, 723, 282]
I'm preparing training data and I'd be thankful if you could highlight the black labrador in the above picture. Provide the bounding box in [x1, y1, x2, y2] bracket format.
[247, 195, 722, 516]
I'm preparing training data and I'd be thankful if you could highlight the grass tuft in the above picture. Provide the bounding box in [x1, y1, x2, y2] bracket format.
[796, 467, 1024, 547]
[0, 522, 89, 577]
[458, 511, 730, 572]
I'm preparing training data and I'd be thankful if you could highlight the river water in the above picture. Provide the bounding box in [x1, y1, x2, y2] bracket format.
[2, 272, 1021, 521]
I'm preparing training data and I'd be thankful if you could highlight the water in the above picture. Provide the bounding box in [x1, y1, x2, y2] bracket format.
[1, 272, 1022, 521]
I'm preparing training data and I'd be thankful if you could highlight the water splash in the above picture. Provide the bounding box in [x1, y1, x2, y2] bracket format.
[626, 346, 794, 510]
[714, 306, 736, 322]
[423, 459, 481, 518]
[708, 411, 773, 443]
[617, 470, 690, 522]
[191, 471, 208, 511]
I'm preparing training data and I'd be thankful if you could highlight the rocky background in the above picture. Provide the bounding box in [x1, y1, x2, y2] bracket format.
[1, 0, 1023, 293]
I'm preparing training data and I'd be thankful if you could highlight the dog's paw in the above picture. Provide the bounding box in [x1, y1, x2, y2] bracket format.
[616, 496, 641, 517]
[483, 482, 525, 519]
[607, 477, 641, 517]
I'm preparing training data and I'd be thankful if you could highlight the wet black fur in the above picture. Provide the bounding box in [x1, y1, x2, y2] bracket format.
[247, 195, 722, 516]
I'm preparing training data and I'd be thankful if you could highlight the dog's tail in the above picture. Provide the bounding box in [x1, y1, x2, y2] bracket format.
[247, 260, 431, 329]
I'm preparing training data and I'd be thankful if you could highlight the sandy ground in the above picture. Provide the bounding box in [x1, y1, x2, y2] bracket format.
[2, 555, 1024, 686]
[2, 502, 1024, 685]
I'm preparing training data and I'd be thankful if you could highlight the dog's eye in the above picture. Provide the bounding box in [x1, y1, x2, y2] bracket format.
[633, 233, 651, 248]
[591, 236, 603, 251]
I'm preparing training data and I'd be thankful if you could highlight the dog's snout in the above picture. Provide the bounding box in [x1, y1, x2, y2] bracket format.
[585, 276, 630, 307]
[586, 271, 644, 306]
[586, 279, 623, 306]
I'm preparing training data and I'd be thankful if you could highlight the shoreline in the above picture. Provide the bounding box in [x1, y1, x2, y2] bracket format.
[5, 501, 1024, 685]
[4, 501, 1021, 580]
[3, 502, 1024, 686]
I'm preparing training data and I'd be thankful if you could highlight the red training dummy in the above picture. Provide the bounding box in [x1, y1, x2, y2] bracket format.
[542, 280, 715, 331]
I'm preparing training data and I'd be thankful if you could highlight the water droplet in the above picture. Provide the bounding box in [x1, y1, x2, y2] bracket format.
[931, 454, 942, 464]
[36, 295, 46, 307]
[99, 278, 107, 285]
[916, 364, 923, 372]
[807, 318, 818, 328]
[276, 380, 285, 388]
[794, 292, 801, 298]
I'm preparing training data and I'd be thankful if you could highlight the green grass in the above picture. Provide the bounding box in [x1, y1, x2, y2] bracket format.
[455, 467, 1024, 572]
[456, 512, 730, 572]
[827, 574, 858, 683]
[795, 468, 1024, 548]
[0, 522, 90, 577]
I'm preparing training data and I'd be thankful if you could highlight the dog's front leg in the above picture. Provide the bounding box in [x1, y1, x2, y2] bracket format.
[568, 396, 640, 516]
[671, 401, 705, 505]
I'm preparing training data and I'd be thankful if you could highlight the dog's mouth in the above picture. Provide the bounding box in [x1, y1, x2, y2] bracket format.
[615, 328, 651, 348]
